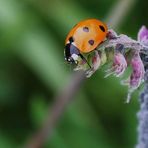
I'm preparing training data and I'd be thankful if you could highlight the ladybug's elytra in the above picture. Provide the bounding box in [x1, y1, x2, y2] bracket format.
[64, 19, 108, 66]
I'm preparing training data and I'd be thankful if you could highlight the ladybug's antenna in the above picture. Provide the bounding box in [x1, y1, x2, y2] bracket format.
[79, 54, 92, 68]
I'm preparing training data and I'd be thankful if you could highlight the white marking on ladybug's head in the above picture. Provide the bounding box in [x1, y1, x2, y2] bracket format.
[71, 54, 78, 61]
[72, 42, 76, 46]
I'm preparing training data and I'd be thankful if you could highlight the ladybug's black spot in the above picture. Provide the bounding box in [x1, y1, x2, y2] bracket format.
[69, 36, 74, 43]
[83, 26, 89, 32]
[88, 40, 94, 45]
[99, 25, 105, 32]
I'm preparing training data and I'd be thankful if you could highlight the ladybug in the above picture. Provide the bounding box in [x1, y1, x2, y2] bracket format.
[64, 19, 108, 66]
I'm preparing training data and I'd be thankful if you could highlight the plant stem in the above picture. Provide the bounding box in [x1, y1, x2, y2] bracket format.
[25, 71, 86, 148]
[136, 70, 148, 148]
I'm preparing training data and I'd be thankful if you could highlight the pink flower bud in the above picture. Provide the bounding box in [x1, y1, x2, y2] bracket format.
[138, 26, 148, 47]
[105, 52, 127, 77]
[130, 52, 145, 89]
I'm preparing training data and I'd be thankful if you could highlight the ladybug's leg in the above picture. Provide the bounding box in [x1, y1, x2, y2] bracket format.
[79, 54, 92, 68]
[85, 50, 101, 77]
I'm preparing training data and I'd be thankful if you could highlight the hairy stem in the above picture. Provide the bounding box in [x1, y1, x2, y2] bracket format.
[136, 70, 148, 148]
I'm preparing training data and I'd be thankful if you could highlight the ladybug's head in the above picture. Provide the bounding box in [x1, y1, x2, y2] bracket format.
[64, 37, 80, 64]
[64, 36, 91, 68]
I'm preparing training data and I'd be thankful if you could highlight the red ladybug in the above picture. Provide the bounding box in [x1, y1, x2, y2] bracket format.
[64, 19, 108, 66]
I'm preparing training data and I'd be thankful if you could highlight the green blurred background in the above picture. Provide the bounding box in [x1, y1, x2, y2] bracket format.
[0, 0, 148, 147]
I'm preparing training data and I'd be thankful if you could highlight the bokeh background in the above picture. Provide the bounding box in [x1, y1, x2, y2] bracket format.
[0, 0, 148, 147]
